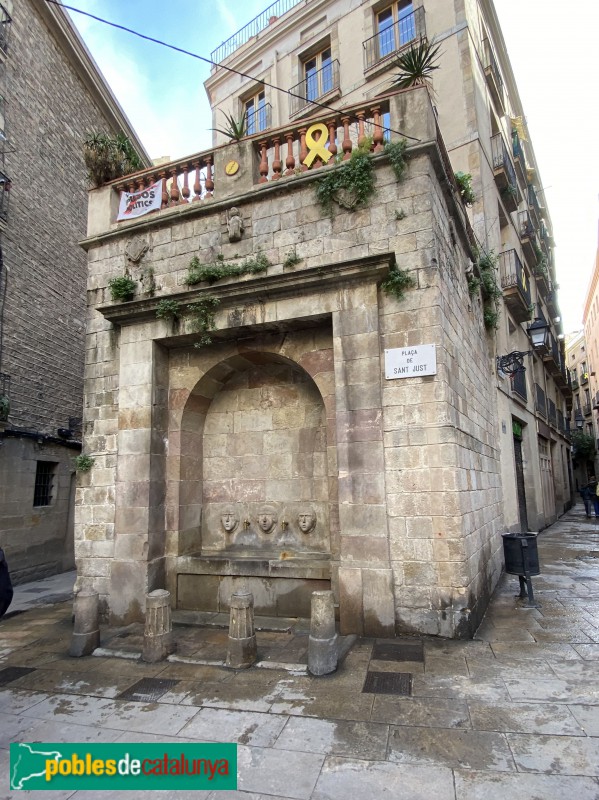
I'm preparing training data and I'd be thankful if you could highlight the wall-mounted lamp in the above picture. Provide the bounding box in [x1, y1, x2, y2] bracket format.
[526, 317, 551, 350]
[575, 412, 584, 429]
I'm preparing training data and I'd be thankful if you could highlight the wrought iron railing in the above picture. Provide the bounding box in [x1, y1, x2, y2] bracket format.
[498, 249, 531, 306]
[512, 130, 525, 166]
[548, 398, 557, 427]
[482, 38, 504, 102]
[0, 3, 11, 53]
[491, 133, 517, 193]
[210, 0, 302, 64]
[528, 184, 542, 220]
[363, 8, 425, 71]
[535, 383, 546, 417]
[0, 169, 10, 221]
[511, 368, 527, 401]
[558, 409, 565, 433]
[289, 60, 340, 116]
[583, 402, 592, 417]
[518, 210, 536, 240]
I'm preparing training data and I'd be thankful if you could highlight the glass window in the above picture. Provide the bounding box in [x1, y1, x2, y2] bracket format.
[376, 2, 414, 59]
[304, 48, 333, 102]
[245, 91, 267, 135]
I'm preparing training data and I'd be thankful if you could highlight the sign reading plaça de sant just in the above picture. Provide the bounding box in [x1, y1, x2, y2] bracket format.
[384, 345, 437, 379]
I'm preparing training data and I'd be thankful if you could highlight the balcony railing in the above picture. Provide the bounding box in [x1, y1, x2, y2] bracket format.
[518, 210, 538, 270]
[547, 398, 557, 428]
[511, 368, 527, 402]
[543, 332, 561, 375]
[0, 3, 11, 53]
[535, 383, 546, 417]
[482, 38, 505, 112]
[581, 372, 589, 385]
[0, 169, 10, 221]
[572, 378, 579, 390]
[583, 401, 592, 416]
[210, 0, 302, 64]
[511, 130, 526, 183]
[289, 60, 340, 117]
[558, 409, 565, 433]
[363, 8, 426, 71]
[491, 133, 518, 211]
[498, 249, 531, 323]
[528, 184, 542, 224]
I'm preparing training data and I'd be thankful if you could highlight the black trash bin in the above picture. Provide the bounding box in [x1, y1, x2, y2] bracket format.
[502, 533, 540, 576]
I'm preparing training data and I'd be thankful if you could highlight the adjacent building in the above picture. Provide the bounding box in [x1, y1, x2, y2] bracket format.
[565, 330, 594, 488]
[0, 0, 147, 583]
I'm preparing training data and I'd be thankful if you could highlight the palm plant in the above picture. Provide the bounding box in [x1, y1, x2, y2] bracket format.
[211, 111, 248, 141]
[391, 37, 442, 92]
[83, 132, 143, 187]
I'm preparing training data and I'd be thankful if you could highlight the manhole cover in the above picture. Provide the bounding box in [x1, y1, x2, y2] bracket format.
[117, 678, 180, 702]
[372, 640, 424, 663]
[0, 667, 37, 687]
[362, 671, 412, 696]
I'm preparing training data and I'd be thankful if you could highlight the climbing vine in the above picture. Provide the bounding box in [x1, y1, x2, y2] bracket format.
[476, 249, 502, 331]
[382, 264, 416, 301]
[187, 296, 220, 348]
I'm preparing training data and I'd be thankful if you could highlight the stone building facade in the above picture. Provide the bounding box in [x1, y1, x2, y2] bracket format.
[206, 0, 573, 532]
[78, 87, 504, 637]
[0, 0, 147, 583]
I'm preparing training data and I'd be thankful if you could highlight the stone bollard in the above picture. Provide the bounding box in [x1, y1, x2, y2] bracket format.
[308, 590, 338, 676]
[69, 590, 100, 657]
[142, 589, 174, 663]
[226, 588, 257, 669]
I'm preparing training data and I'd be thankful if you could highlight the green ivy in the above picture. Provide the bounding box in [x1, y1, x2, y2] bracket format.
[108, 274, 136, 302]
[454, 172, 475, 206]
[476, 249, 501, 331]
[187, 252, 270, 285]
[571, 431, 596, 460]
[467, 273, 480, 296]
[283, 248, 302, 268]
[384, 139, 408, 181]
[188, 296, 220, 348]
[315, 147, 375, 214]
[75, 455, 95, 472]
[381, 265, 415, 301]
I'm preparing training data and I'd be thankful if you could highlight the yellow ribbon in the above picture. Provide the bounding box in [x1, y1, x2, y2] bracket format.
[303, 123, 333, 168]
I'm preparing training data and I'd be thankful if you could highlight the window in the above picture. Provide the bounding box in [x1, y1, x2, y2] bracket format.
[33, 461, 57, 507]
[304, 47, 333, 102]
[376, 2, 415, 60]
[245, 90, 268, 135]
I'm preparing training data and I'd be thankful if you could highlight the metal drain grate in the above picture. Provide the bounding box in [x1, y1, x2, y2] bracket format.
[0, 666, 37, 687]
[372, 640, 424, 663]
[362, 671, 412, 696]
[117, 678, 180, 702]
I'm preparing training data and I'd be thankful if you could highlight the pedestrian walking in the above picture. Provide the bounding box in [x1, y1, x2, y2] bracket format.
[0, 546, 13, 617]
[580, 482, 593, 517]
[587, 476, 599, 518]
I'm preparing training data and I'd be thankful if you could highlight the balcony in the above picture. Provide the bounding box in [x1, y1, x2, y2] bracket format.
[518, 210, 538, 269]
[547, 398, 557, 428]
[583, 401, 592, 417]
[511, 367, 527, 402]
[482, 39, 505, 113]
[572, 377, 579, 391]
[0, 169, 10, 222]
[528, 184, 543, 226]
[534, 262, 551, 297]
[558, 409, 565, 433]
[363, 8, 426, 72]
[491, 133, 519, 212]
[498, 249, 531, 323]
[0, 3, 11, 53]
[542, 332, 561, 376]
[210, 0, 302, 65]
[581, 372, 589, 385]
[289, 60, 340, 117]
[511, 130, 527, 186]
[535, 383, 546, 417]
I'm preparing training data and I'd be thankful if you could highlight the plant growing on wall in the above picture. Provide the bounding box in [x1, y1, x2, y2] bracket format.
[187, 252, 270, 285]
[74, 455, 95, 472]
[211, 111, 248, 141]
[315, 146, 376, 214]
[384, 139, 408, 181]
[108, 273, 136, 302]
[83, 132, 143, 187]
[0, 394, 9, 422]
[381, 264, 415, 301]
[188, 296, 220, 348]
[477, 249, 502, 331]
[391, 37, 442, 91]
[283, 248, 302, 268]
[156, 299, 181, 324]
[467, 273, 480, 296]
[455, 172, 476, 206]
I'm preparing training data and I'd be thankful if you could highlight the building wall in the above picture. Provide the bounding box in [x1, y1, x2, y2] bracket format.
[0, 0, 141, 582]
[77, 88, 504, 637]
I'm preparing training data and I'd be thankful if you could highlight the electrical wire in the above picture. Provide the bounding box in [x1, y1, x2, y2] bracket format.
[44, 0, 421, 142]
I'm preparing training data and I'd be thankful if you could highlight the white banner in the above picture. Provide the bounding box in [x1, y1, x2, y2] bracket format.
[117, 179, 162, 221]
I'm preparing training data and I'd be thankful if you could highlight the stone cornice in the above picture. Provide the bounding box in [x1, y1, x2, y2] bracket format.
[98, 254, 394, 327]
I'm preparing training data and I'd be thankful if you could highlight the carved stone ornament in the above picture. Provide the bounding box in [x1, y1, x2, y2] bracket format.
[221, 510, 239, 533]
[227, 207, 244, 242]
[298, 509, 317, 534]
[256, 506, 277, 534]
[125, 238, 149, 264]
[331, 188, 359, 210]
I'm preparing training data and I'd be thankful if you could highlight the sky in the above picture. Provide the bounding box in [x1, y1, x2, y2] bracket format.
[64, 0, 599, 333]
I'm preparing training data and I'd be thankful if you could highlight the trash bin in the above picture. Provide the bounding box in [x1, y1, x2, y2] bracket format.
[502, 533, 540, 576]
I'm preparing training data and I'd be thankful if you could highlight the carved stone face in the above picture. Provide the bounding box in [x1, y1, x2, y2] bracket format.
[221, 511, 239, 533]
[298, 510, 316, 533]
[257, 508, 276, 533]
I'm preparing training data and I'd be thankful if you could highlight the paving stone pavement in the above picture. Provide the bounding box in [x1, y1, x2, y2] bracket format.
[1, 507, 599, 799]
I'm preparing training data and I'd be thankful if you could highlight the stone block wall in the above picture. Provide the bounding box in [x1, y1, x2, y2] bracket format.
[77, 88, 504, 634]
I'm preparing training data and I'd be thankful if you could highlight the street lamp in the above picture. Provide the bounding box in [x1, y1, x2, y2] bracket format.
[527, 317, 551, 351]
[575, 412, 584, 430]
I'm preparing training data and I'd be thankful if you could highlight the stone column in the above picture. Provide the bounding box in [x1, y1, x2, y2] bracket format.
[142, 589, 173, 662]
[226, 588, 257, 669]
[110, 336, 168, 624]
[333, 283, 395, 636]
[69, 590, 100, 657]
[308, 590, 338, 676]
